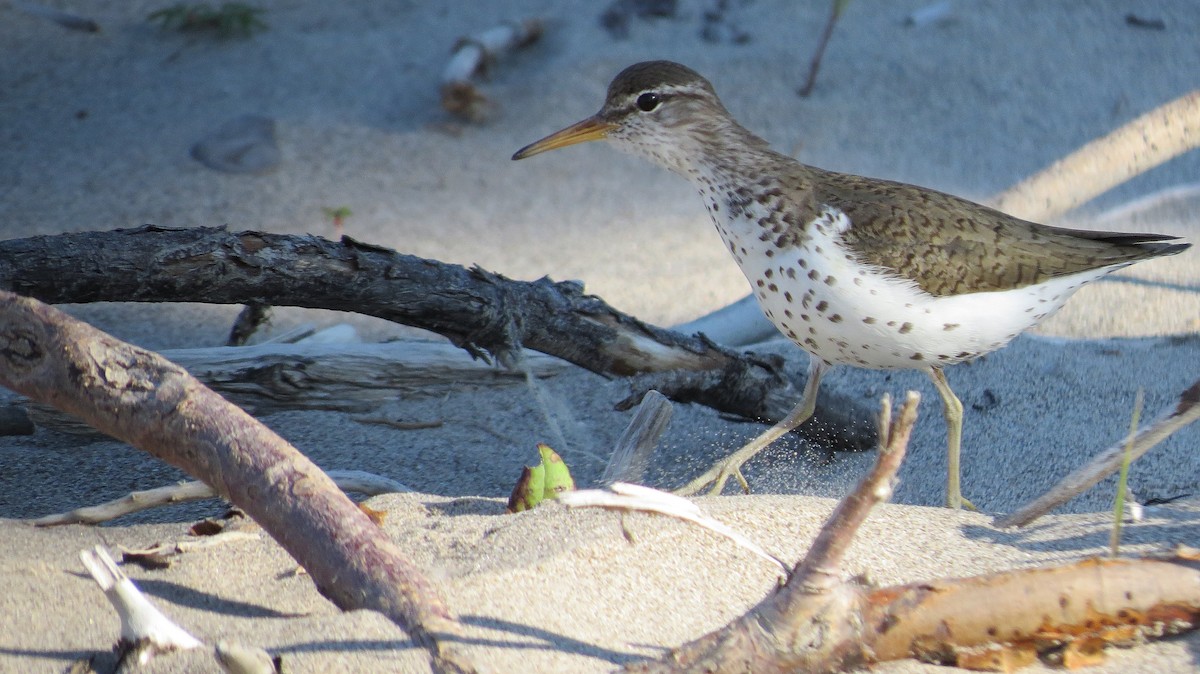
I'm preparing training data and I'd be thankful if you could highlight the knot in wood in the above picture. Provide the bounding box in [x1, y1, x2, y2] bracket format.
[0, 329, 44, 372]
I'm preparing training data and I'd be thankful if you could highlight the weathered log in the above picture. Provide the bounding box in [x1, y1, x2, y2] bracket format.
[22, 340, 570, 435]
[0, 225, 874, 453]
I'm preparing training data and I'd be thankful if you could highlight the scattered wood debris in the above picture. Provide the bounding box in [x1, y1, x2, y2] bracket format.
[80, 546, 203, 666]
[441, 19, 544, 122]
[31, 470, 411, 526]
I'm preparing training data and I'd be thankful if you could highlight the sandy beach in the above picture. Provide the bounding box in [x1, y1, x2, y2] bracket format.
[2, 1, 1199, 672]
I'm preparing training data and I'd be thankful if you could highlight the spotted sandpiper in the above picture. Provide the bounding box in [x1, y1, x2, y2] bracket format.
[512, 60, 1190, 509]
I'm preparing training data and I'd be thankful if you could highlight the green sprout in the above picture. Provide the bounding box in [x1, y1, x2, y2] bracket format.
[321, 206, 353, 237]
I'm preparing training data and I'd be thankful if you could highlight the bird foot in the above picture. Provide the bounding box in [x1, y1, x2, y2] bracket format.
[947, 494, 978, 511]
[673, 459, 751, 497]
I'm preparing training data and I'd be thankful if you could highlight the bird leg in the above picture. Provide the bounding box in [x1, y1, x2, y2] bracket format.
[928, 367, 976, 511]
[675, 358, 827, 496]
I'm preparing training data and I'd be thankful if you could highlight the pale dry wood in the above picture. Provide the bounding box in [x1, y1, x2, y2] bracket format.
[0, 291, 478, 674]
[440, 18, 543, 121]
[119, 531, 261, 562]
[863, 551, 1200, 668]
[31, 469, 412, 526]
[23, 340, 570, 435]
[560, 482, 789, 574]
[80, 546, 203, 666]
[600, 389, 673, 485]
[995, 378, 1200, 528]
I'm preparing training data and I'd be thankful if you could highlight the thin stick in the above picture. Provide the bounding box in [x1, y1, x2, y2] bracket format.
[997, 379, 1200, 528]
[601, 390, 673, 485]
[798, 0, 851, 97]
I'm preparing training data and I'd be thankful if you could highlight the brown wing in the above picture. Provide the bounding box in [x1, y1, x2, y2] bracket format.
[811, 169, 1186, 296]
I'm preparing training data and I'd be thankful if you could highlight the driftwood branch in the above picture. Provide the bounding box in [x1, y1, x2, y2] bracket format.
[80, 546, 204, 666]
[441, 18, 544, 122]
[618, 392, 1200, 672]
[995, 378, 1200, 528]
[31, 469, 412, 526]
[601, 390, 673, 485]
[0, 291, 478, 673]
[0, 225, 874, 453]
[22, 340, 570, 435]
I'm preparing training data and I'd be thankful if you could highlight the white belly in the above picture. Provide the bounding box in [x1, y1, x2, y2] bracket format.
[712, 204, 1111, 369]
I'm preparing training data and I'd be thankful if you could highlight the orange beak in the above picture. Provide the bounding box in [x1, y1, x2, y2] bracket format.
[512, 116, 615, 160]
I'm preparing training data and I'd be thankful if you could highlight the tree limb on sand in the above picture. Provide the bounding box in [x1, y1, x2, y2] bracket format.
[0, 291, 478, 674]
[0, 225, 874, 453]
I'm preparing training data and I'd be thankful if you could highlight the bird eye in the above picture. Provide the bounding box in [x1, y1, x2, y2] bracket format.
[635, 92, 661, 112]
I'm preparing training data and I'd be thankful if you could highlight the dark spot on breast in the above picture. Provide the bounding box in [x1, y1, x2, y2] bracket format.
[829, 314, 842, 323]
[798, 258, 808, 269]
[756, 279, 765, 287]
[765, 249, 775, 257]
[899, 322, 913, 334]
[910, 353, 924, 361]
[768, 283, 778, 292]
[808, 270, 820, 280]
[786, 268, 797, 279]
[815, 301, 828, 312]
[823, 275, 836, 286]
[784, 291, 793, 302]
[784, 309, 793, 318]
[764, 269, 773, 279]
[863, 317, 876, 324]
[943, 323, 959, 331]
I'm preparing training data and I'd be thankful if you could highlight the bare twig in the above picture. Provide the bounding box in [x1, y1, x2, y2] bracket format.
[996, 378, 1200, 528]
[30, 470, 412, 526]
[560, 483, 789, 574]
[600, 390, 673, 485]
[623, 391, 918, 673]
[798, 0, 851, 97]
[441, 19, 544, 121]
